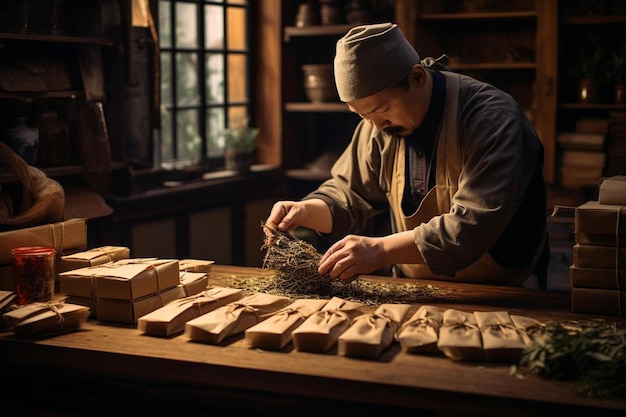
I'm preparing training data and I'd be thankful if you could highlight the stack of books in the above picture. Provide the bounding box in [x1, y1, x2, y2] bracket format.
[556, 117, 607, 189]
[605, 111, 626, 176]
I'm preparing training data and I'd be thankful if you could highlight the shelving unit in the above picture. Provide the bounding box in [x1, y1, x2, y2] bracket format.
[0, 1, 129, 215]
[280, 19, 362, 199]
[397, 0, 557, 183]
[555, 1, 626, 189]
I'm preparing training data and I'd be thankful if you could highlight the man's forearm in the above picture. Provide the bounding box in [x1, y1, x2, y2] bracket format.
[381, 230, 425, 265]
[301, 198, 333, 234]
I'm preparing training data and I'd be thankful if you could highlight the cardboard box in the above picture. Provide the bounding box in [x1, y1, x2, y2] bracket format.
[573, 243, 626, 269]
[60, 246, 130, 272]
[571, 287, 626, 316]
[66, 295, 96, 318]
[575, 232, 625, 246]
[598, 176, 626, 205]
[97, 286, 184, 324]
[0, 219, 87, 291]
[0, 218, 87, 265]
[569, 265, 626, 290]
[575, 201, 626, 236]
[59, 258, 180, 301]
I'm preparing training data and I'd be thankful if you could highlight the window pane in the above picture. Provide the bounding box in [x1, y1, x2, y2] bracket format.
[160, 109, 174, 162]
[160, 53, 172, 106]
[205, 5, 224, 49]
[227, 6, 246, 50]
[207, 107, 226, 157]
[176, 52, 200, 105]
[227, 0, 247, 5]
[228, 106, 247, 128]
[158, 0, 171, 48]
[176, 2, 197, 48]
[227, 54, 247, 102]
[206, 53, 224, 104]
[176, 109, 201, 162]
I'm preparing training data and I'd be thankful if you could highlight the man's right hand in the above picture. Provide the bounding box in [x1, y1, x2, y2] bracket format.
[263, 199, 333, 240]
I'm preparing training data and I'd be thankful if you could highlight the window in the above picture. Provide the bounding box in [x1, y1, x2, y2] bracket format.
[157, 0, 252, 169]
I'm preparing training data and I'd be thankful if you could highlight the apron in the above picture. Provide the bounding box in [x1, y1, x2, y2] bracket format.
[387, 72, 543, 285]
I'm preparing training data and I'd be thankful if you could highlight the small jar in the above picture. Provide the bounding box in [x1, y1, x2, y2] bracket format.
[12, 246, 56, 305]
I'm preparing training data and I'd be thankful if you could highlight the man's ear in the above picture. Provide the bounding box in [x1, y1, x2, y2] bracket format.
[411, 65, 427, 85]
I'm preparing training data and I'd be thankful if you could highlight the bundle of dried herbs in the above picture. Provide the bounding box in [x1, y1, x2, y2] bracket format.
[225, 223, 448, 305]
[513, 319, 626, 399]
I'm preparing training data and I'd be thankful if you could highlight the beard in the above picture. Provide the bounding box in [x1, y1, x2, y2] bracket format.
[383, 125, 405, 137]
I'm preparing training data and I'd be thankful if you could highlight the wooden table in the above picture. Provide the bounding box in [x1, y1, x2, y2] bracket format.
[1, 265, 625, 417]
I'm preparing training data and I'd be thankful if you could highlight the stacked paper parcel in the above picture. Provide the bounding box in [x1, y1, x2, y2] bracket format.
[59, 258, 184, 324]
[571, 196, 626, 316]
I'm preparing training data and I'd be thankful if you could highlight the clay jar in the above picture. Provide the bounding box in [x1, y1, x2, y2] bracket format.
[37, 109, 70, 167]
[302, 64, 338, 103]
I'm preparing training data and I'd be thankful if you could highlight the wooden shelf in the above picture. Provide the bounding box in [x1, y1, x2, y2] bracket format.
[559, 103, 626, 110]
[0, 90, 84, 100]
[286, 168, 331, 182]
[284, 24, 353, 41]
[561, 15, 626, 25]
[0, 162, 127, 184]
[0, 32, 114, 45]
[285, 102, 348, 112]
[0, 165, 84, 183]
[452, 62, 536, 70]
[419, 11, 537, 21]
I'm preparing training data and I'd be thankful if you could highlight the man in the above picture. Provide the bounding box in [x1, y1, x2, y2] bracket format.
[265, 23, 550, 287]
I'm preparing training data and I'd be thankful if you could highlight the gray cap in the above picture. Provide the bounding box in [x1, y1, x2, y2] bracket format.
[334, 23, 420, 102]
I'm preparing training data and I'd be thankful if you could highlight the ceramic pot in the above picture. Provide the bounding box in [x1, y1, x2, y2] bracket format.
[302, 64, 338, 103]
[37, 110, 70, 167]
[225, 149, 253, 172]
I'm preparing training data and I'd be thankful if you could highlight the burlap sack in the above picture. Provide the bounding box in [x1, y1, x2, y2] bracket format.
[0, 141, 65, 230]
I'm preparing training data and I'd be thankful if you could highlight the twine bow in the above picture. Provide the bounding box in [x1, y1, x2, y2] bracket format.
[398, 316, 441, 334]
[273, 305, 306, 321]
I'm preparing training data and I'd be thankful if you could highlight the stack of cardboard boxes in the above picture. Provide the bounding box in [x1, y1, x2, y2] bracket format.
[571, 177, 626, 316]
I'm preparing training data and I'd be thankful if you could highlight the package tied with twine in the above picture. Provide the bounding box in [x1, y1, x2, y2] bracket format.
[3, 299, 89, 337]
[178, 271, 209, 297]
[245, 298, 329, 350]
[184, 293, 291, 344]
[0, 218, 87, 291]
[179, 259, 215, 274]
[396, 305, 446, 354]
[510, 314, 547, 346]
[338, 303, 411, 358]
[291, 296, 365, 353]
[474, 311, 527, 362]
[575, 201, 626, 246]
[138, 286, 244, 337]
[437, 309, 483, 361]
[59, 258, 180, 301]
[59, 245, 130, 272]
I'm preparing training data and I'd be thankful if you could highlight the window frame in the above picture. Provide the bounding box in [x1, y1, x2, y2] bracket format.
[156, 0, 253, 170]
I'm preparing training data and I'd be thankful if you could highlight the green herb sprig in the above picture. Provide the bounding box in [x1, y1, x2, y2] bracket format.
[514, 319, 626, 398]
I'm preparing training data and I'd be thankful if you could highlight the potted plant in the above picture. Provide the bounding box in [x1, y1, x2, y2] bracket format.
[568, 45, 604, 103]
[216, 116, 259, 172]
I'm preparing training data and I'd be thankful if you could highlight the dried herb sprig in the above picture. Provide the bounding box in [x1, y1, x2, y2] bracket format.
[514, 319, 626, 398]
[246, 222, 449, 305]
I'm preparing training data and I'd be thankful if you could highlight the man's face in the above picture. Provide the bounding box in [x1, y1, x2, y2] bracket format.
[346, 66, 430, 137]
